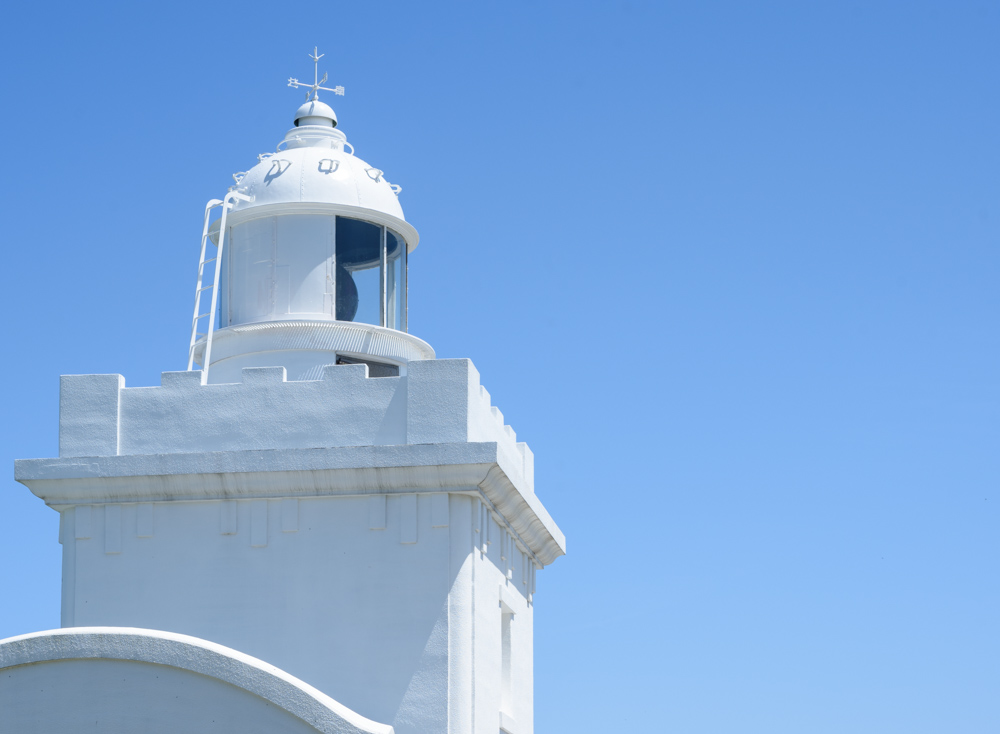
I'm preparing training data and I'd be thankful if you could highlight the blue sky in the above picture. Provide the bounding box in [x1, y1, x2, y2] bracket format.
[1, 2, 997, 731]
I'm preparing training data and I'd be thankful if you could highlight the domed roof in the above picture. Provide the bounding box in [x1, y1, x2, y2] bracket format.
[294, 98, 337, 127]
[227, 116, 416, 250]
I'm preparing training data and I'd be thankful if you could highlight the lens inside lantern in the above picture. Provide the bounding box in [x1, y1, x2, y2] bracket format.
[335, 217, 381, 323]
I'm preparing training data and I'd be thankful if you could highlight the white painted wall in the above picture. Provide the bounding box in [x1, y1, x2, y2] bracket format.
[16, 357, 557, 734]
[57, 494, 534, 734]
[0, 628, 393, 734]
[1, 659, 327, 733]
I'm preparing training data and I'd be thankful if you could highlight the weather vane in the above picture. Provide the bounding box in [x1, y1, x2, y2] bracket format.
[288, 47, 345, 101]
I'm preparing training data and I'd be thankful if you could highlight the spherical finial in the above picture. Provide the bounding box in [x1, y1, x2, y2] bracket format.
[294, 99, 338, 128]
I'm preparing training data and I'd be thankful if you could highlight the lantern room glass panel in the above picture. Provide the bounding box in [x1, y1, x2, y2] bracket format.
[335, 217, 381, 325]
[228, 216, 276, 325]
[221, 214, 408, 331]
[385, 229, 406, 331]
[278, 215, 335, 316]
[225, 214, 336, 326]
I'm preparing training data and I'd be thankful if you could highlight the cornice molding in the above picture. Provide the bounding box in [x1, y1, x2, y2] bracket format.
[15, 442, 566, 566]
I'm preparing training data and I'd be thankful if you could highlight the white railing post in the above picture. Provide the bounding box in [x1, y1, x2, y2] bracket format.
[200, 191, 252, 385]
[187, 199, 224, 371]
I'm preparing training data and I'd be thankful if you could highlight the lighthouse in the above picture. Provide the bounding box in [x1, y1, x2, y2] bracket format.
[4, 51, 565, 734]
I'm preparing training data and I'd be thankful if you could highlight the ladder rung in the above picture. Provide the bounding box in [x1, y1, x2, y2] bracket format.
[199, 258, 217, 268]
[196, 312, 212, 319]
[198, 285, 214, 292]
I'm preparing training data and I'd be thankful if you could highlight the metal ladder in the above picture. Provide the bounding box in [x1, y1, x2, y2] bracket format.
[187, 191, 252, 383]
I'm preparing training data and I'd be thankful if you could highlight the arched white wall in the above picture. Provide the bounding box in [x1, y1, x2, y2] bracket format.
[0, 627, 393, 734]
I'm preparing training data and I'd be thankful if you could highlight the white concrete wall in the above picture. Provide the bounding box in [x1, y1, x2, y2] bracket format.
[470, 504, 535, 734]
[0, 627, 393, 734]
[57, 359, 533, 494]
[59, 493, 535, 734]
[1, 658, 328, 733]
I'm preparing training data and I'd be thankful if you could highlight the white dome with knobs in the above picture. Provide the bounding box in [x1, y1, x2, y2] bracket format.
[227, 111, 415, 248]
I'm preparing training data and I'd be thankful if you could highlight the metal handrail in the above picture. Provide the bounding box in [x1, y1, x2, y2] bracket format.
[187, 191, 253, 383]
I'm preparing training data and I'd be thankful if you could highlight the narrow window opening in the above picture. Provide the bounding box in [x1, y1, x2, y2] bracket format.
[501, 609, 513, 716]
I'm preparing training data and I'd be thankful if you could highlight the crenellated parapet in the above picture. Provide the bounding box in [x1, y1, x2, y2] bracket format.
[19, 359, 563, 567]
[58, 360, 529, 482]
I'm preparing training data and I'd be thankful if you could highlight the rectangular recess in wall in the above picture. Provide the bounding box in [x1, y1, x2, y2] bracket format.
[221, 501, 238, 535]
[501, 607, 513, 716]
[136, 503, 154, 538]
[75, 505, 92, 540]
[251, 500, 268, 548]
[104, 505, 122, 554]
[368, 495, 386, 530]
[400, 494, 417, 544]
[430, 493, 449, 528]
[281, 499, 298, 533]
[481, 503, 491, 554]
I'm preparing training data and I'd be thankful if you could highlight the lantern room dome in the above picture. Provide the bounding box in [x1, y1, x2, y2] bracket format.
[226, 114, 416, 251]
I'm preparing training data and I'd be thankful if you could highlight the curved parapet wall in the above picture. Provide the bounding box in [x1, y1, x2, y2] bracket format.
[0, 627, 393, 734]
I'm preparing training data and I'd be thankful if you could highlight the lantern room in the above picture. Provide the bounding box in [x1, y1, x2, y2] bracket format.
[189, 56, 433, 383]
[216, 210, 408, 331]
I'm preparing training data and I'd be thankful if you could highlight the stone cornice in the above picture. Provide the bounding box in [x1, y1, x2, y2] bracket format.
[15, 442, 566, 566]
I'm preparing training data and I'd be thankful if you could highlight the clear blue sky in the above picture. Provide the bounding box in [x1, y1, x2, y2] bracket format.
[1, 2, 997, 731]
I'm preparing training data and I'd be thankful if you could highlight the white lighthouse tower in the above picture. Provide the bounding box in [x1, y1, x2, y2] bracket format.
[4, 51, 565, 734]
